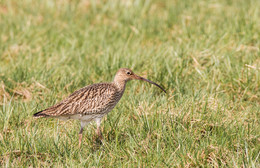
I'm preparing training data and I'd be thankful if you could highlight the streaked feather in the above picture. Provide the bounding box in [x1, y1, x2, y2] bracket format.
[34, 83, 124, 118]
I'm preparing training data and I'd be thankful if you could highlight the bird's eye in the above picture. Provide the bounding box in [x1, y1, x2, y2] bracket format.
[126, 71, 131, 75]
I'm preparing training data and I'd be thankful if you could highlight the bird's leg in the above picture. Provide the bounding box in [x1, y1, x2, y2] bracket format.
[79, 121, 90, 147]
[79, 127, 84, 147]
[95, 118, 103, 140]
[96, 126, 103, 140]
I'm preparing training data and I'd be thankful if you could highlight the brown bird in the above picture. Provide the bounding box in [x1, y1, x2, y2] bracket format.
[33, 68, 166, 146]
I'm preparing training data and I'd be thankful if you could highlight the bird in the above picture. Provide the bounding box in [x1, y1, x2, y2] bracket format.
[33, 68, 166, 147]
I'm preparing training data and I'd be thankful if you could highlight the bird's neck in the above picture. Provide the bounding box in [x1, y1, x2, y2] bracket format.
[113, 80, 127, 92]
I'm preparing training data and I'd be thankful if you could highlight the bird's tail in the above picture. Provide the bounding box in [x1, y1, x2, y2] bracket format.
[33, 110, 48, 118]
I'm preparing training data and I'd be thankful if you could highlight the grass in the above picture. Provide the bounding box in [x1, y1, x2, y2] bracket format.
[0, 0, 259, 167]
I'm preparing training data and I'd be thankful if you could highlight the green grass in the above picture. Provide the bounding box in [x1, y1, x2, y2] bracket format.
[0, 0, 259, 167]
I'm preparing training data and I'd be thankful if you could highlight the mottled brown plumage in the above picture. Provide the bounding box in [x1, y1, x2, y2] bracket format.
[34, 83, 122, 117]
[34, 68, 166, 146]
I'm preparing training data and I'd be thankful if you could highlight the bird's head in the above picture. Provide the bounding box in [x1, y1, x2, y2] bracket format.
[114, 68, 166, 93]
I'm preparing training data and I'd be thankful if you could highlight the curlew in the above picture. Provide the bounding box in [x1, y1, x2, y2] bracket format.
[33, 68, 166, 146]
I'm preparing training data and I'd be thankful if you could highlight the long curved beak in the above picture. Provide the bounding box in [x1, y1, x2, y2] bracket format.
[134, 75, 166, 93]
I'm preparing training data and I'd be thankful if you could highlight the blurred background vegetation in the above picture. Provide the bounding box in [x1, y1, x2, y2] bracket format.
[0, 0, 259, 167]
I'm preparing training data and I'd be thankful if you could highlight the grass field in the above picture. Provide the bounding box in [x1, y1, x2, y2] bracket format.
[0, 0, 259, 167]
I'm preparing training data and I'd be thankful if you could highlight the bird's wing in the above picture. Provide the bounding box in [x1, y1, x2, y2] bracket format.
[34, 83, 118, 117]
